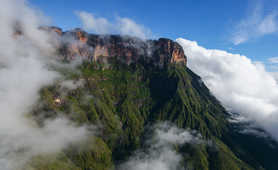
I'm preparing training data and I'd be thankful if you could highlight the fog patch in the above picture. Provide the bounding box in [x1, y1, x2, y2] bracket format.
[119, 122, 203, 170]
[0, 0, 90, 169]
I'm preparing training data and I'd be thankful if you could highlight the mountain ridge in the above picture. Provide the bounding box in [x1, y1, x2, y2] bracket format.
[39, 26, 187, 67]
[18, 26, 278, 170]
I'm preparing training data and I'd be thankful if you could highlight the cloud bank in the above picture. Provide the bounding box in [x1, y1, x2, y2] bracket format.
[231, 2, 278, 45]
[119, 123, 202, 170]
[177, 38, 278, 141]
[0, 0, 89, 169]
[76, 11, 151, 39]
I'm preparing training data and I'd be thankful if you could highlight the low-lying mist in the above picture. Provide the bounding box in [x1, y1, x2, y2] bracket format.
[119, 123, 203, 170]
[0, 0, 89, 169]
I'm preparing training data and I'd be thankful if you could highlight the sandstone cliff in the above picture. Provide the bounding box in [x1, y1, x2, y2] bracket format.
[43, 27, 187, 67]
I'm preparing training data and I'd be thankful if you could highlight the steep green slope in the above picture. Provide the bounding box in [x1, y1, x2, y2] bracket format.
[26, 60, 278, 170]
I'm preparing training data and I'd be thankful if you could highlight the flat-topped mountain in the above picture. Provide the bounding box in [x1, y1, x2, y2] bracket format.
[18, 26, 278, 170]
[41, 27, 187, 67]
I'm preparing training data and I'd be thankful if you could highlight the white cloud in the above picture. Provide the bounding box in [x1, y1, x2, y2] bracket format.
[177, 38, 278, 141]
[116, 17, 150, 39]
[0, 0, 89, 169]
[76, 11, 151, 39]
[76, 11, 111, 34]
[231, 2, 278, 45]
[268, 57, 278, 64]
[119, 123, 202, 170]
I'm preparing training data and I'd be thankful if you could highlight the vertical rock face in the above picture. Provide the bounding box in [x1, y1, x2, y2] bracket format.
[154, 38, 187, 65]
[39, 26, 63, 35]
[41, 27, 187, 67]
[67, 28, 88, 43]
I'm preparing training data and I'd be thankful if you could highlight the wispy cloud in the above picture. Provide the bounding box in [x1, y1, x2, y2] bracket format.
[231, 2, 278, 45]
[76, 11, 151, 39]
[268, 57, 278, 64]
[76, 11, 111, 34]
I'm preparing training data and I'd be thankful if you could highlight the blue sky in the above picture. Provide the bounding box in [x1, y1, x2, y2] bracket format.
[30, 0, 278, 70]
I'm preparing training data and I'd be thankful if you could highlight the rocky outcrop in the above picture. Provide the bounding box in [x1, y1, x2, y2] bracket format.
[153, 38, 187, 65]
[39, 26, 63, 35]
[43, 27, 187, 67]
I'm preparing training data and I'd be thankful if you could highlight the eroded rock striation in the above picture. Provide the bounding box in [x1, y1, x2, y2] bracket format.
[43, 27, 187, 67]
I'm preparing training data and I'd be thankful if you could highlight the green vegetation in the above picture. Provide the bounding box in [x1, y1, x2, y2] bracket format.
[27, 59, 278, 170]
